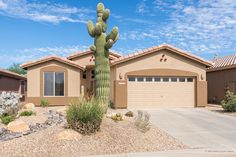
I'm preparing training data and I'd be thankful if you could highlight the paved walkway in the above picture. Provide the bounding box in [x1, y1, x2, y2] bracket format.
[148, 108, 236, 149]
[87, 108, 236, 157]
[86, 149, 236, 157]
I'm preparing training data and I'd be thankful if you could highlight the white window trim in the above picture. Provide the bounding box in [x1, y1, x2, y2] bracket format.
[43, 72, 65, 97]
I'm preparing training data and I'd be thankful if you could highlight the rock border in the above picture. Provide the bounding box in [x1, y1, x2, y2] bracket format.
[0, 110, 65, 141]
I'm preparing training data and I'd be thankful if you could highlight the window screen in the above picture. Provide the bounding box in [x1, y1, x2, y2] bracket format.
[187, 78, 193, 82]
[55, 72, 64, 96]
[128, 77, 135, 82]
[163, 77, 169, 82]
[146, 77, 153, 82]
[44, 72, 64, 96]
[137, 77, 144, 82]
[179, 77, 186, 82]
[44, 72, 54, 96]
[154, 77, 161, 82]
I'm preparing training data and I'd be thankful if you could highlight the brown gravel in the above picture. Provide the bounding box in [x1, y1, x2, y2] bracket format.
[0, 114, 186, 157]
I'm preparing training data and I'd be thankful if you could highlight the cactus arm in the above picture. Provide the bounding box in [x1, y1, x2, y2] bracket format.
[106, 27, 119, 41]
[102, 9, 110, 21]
[114, 33, 119, 43]
[87, 20, 95, 37]
[105, 39, 114, 50]
[97, 3, 104, 15]
[95, 23, 102, 35]
[90, 45, 96, 51]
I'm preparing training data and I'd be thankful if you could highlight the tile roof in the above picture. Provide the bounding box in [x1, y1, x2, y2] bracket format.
[21, 55, 84, 70]
[67, 50, 122, 60]
[111, 44, 213, 67]
[0, 69, 26, 80]
[207, 54, 236, 72]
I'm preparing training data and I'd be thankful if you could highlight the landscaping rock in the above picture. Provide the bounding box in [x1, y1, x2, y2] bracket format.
[23, 103, 35, 110]
[7, 120, 30, 133]
[125, 111, 134, 117]
[1, 110, 65, 142]
[57, 129, 82, 140]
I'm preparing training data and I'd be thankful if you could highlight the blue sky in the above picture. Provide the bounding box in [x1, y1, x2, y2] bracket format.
[0, 0, 236, 68]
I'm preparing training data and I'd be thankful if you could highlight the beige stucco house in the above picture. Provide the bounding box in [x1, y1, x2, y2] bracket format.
[21, 44, 212, 109]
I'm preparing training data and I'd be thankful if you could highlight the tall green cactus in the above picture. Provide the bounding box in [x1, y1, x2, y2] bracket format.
[87, 3, 119, 105]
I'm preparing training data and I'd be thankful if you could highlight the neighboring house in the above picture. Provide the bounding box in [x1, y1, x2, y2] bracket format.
[21, 44, 212, 108]
[0, 69, 27, 101]
[207, 54, 236, 104]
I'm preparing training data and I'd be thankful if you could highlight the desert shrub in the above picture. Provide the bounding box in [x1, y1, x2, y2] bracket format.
[111, 113, 123, 121]
[19, 110, 35, 116]
[125, 111, 134, 117]
[134, 110, 151, 133]
[0, 115, 15, 125]
[40, 99, 49, 107]
[108, 100, 114, 108]
[221, 90, 236, 112]
[66, 98, 104, 135]
[0, 91, 21, 116]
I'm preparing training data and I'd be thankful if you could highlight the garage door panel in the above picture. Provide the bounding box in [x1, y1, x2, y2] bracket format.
[128, 77, 195, 108]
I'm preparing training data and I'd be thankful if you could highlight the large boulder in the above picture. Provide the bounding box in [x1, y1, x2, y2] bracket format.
[56, 129, 82, 140]
[7, 120, 29, 132]
[23, 103, 35, 110]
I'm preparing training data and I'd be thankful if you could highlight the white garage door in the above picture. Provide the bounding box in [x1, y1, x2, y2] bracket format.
[127, 76, 195, 109]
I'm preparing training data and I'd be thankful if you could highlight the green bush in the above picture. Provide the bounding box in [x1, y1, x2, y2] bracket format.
[108, 100, 114, 108]
[19, 110, 35, 116]
[66, 98, 104, 135]
[221, 90, 236, 112]
[40, 99, 49, 107]
[1, 115, 15, 125]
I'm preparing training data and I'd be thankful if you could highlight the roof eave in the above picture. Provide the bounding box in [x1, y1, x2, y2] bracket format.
[111, 45, 213, 67]
[21, 57, 85, 71]
[207, 64, 236, 72]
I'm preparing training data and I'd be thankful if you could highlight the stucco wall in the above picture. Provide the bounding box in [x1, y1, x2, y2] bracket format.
[0, 76, 20, 92]
[27, 61, 81, 98]
[207, 68, 236, 103]
[114, 50, 206, 81]
[71, 54, 94, 67]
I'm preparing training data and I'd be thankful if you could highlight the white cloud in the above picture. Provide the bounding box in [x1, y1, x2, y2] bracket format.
[0, 0, 93, 24]
[0, 45, 89, 67]
[131, 0, 236, 55]
[0, 0, 7, 9]
[136, 0, 148, 14]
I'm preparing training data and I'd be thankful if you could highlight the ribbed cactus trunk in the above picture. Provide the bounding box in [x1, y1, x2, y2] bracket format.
[87, 3, 119, 106]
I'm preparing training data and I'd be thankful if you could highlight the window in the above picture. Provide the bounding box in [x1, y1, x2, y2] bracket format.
[154, 77, 161, 82]
[163, 77, 169, 82]
[179, 77, 186, 82]
[187, 78, 193, 82]
[146, 77, 153, 82]
[137, 77, 144, 82]
[82, 71, 86, 79]
[44, 72, 64, 96]
[171, 77, 177, 82]
[91, 70, 95, 79]
[128, 77, 135, 82]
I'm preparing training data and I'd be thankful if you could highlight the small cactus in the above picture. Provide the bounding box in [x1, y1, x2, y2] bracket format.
[87, 3, 119, 106]
[134, 110, 151, 133]
[111, 113, 123, 121]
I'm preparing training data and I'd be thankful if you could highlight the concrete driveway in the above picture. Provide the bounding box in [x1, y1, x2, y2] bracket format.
[148, 108, 236, 150]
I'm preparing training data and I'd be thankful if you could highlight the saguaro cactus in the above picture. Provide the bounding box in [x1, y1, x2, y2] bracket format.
[87, 3, 119, 105]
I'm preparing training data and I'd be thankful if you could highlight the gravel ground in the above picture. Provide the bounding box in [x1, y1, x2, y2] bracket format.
[0, 112, 186, 157]
[206, 104, 236, 117]
[0, 106, 67, 128]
